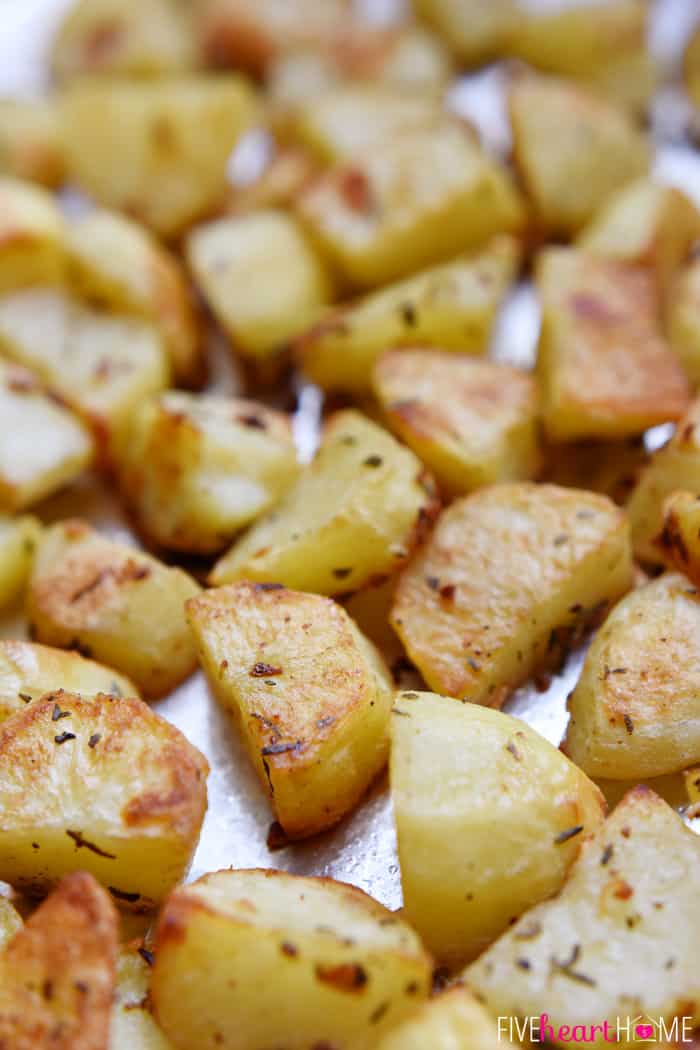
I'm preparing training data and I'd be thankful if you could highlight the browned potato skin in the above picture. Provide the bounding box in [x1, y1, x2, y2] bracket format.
[0, 872, 118, 1050]
[656, 490, 700, 583]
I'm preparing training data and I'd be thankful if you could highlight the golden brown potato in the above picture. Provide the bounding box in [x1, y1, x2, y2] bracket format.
[657, 489, 700, 582]
[391, 691, 605, 968]
[0, 514, 40, 611]
[0, 176, 64, 293]
[0, 871, 118, 1050]
[536, 248, 690, 442]
[297, 126, 525, 288]
[111, 944, 174, 1050]
[373, 350, 540, 497]
[669, 256, 700, 388]
[296, 235, 520, 395]
[564, 573, 700, 780]
[391, 483, 633, 706]
[0, 692, 208, 907]
[210, 409, 439, 594]
[375, 986, 518, 1050]
[187, 582, 393, 839]
[61, 77, 258, 238]
[151, 868, 432, 1050]
[26, 519, 200, 698]
[187, 210, 331, 362]
[412, 0, 516, 64]
[119, 392, 298, 554]
[685, 24, 700, 110]
[542, 438, 648, 506]
[510, 74, 650, 236]
[0, 99, 65, 187]
[465, 787, 700, 1041]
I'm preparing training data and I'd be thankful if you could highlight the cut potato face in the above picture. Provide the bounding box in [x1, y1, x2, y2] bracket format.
[669, 257, 700, 388]
[536, 248, 690, 442]
[0, 99, 65, 188]
[0, 177, 64, 293]
[391, 691, 605, 968]
[27, 519, 200, 698]
[187, 210, 331, 361]
[373, 350, 540, 497]
[0, 871, 118, 1050]
[465, 787, 700, 1041]
[0, 360, 93, 511]
[187, 582, 393, 839]
[0, 692, 208, 907]
[297, 126, 525, 288]
[296, 235, 520, 394]
[375, 985, 518, 1050]
[510, 74, 650, 235]
[412, 0, 516, 64]
[0, 514, 40, 610]
[657, 489, 700, 582]
[111, 944, 174, 1050]
[151, 868, 432, 1050]
[391, 483, 633, 706]
[211, 409, 439, 594]
[119, 392, 298, 554]
[62, 77, 258, 238]
[564, 573, 700, 779]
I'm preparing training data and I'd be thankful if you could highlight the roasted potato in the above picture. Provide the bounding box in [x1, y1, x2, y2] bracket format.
[510, 74, 650, 236]
[0, 639, 137, 724]
[373, 350, 540, 497]
[187, 582, 393, 839]
[187, 210, 331, 362]
[391, 690, 605, 968]
[26, 519, 200, 698]
[119, 392, 298, 554]
[375, 986, 517, 1050]
[564, 573, 700, 779]
[412, 0, 516, 64]
[465, 787, 700, 1042]
[0, 360, 93, 510]
[0, 896, 21, 950]
[61, 77, 258, 238]
[685, 24, 700, 110]
[391, 483, 633, 706]
[297, 126, 525, 288]
[296, 235, 520, 394]
[0, 514, 39, 610]
[669, 256, 700, 388]
[151, 868, 432, 1050]
[537, 248, 690, 441]
[541, 438, 648, 506]
[0, 692, 208, 907]
[210, 409, 438, 594]
[111, 944, 174, 1050]
[65, 208, 202, 387]
[0, 99, 65, 187]
[0, 871, 118, 1050]
[657, 489, 700, 582]
[0, 176, 64, 293]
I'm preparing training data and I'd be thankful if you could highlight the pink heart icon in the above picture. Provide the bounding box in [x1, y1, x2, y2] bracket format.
[636, 1025, 654, 1039]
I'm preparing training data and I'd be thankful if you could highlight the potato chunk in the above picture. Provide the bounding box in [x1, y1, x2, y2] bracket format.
[0, 177, 64, 292]
[187, 582, 393, 839]
[62, 77, 257, 238]
[0, 872, 117, 1050]
[658, 491, 700, 583]
[65, 209, 202, 387]
[564, 573, 700, 780]
[151, 868, 432, 1050]
[373, 350, 540, 497]
[510, 74, 649, 236]
[210, 410, 438, 594]
[0, 514, 39, 610]
[119, 392, 298, 554]
[412, 0, 516, 64]
[375, 986, 518, 1050]
[391, 691, 605, 968]
[669, 257, 700, 388]
[296, 236, 520, 394]
[0, 99, 65, 187]
[297, 126, 525, 288]
[111, 945, 174, 1050]
[0, 692, 208, 906]
[391, 483, 633, 706]
[0, 640, 137, 724]
[465, 787, 700, 1039]
[537, 249, 690, 442]
[187, 210, 331, 361]
[27, 520, 200, 698]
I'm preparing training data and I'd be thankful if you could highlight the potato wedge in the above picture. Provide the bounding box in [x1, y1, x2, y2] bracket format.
[685, 24, 700, 110]
[537, 248, 690, 441]
[391, 691, 605, 968]
[669, 257, 700, 388]
[375, 986, 518, 1050]
[0, 177, 64, 293]
[151, 868, 432, 1050]
[296, 235, 520, 394]
[0, 871, 118, 1050]
[465, 787, 700, 1042]
[119, 392, 298, 554]
[564, 573, 700, 779]
[412, 0, 516, 64]
[510, 74, 650, 236]
[0, 692, 208, 906]
[62, 77, 257, 238]
[0, 99, 65, 187]
[297, 126, 525, 288]
[657, 489, 700, 582]
[0, 640, 137, 724]
[0, 514, 39, 610]
[26, 520, 200, 698]
[391, 483, 633, 706]
[373, 350, 540, 497]
[111, 944, 174, 1050]
[0, 896, 21, 950]
[210, 409, 438, 594]
[187, 210, 331, 362]
[187, 582, 393, 839]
